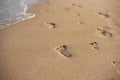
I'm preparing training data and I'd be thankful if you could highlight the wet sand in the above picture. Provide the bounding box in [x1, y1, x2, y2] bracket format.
[0, 0, 120, 80]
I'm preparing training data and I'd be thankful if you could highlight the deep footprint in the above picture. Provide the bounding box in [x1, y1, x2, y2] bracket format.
[97, 28, 112, 38]
[45, 22, 56, 29]
[55, 44, 72, 57]
[89, 42, 99, 50]
[98, 12, 110, 18]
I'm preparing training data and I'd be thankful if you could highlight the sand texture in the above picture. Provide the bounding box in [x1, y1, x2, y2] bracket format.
[0, 0, 120, 80]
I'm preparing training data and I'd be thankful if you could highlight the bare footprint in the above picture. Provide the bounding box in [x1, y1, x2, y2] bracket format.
[64, 7, 70, 11]
[98, 12, 110, 18]
[89, 42, 99, 50]
[71, 3, 76, 7]
[71, 3, 82, 8]
[97, 27, 112, 38]
[45, 22, 56, 29]
[76, 5, 82, 8]
[55, 44, 72, 57]
[74, 12, 80, 16]
[112, 61, 120, 74]
[77, 20, 84, 24]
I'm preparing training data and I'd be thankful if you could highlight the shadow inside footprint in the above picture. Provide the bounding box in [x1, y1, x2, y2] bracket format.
[89, 42, 99, 50]
[97, 28, 112, 38]
[55, 44, 72, 57]
[112, 61, 120, 74]
[98, 12, 110, 18]
[45, 22, 56, 29]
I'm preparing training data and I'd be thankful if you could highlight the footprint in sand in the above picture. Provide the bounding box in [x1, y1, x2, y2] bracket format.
[89, 42, 99, 50]
[71, 3, 76, 7]
[77, 20, 84, 24]
[74, 12, 80, 16]
[71, 3, 82, 8]
[112, 61, 120, 74]
[45, 22, 56, 29]
[64, 8, 70, 11]
[55, 44, 72, 57]
[98, 12, 110, 18]
[97, 27, 112, 38]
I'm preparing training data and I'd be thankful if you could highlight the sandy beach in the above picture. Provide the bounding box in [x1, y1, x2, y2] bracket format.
[0, 0, 120, 80]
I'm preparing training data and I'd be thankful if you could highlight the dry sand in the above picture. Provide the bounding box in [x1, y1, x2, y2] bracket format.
[0, 0, 120, 80]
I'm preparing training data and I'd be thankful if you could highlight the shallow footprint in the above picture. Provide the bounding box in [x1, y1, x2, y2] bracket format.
[64, 7, 70, 11]
[71, 3, 82, 8]
[89, 42, 99, 50]
[77, 20, 84, 24]
[55, 44, 72, 57]
[112, 61, 120, 74]
[97, 27, 112, 38]
[45, 22, 56, 29]
[74, 12, 80, 16]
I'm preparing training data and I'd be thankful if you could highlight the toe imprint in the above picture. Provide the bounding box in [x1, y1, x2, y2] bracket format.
[71, 3, 82, 8]
[55, 44, 72, 57]
[97, 28, 112, 38]
[89, 42, 99, 50]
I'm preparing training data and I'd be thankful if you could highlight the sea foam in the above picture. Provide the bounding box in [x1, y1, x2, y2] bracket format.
[0, 0, 39, 29]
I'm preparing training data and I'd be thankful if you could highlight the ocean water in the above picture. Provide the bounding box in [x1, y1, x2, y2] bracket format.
[0, 0, 40, 29]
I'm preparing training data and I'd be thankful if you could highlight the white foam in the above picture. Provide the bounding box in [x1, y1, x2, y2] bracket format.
[0, 0, 40, 29]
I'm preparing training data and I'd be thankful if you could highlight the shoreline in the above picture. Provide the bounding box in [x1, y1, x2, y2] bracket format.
[0, 0, 41, 29]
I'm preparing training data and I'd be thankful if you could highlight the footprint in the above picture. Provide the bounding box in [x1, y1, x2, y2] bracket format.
[77, 20, 84, 24]
[76, 5, 82, 8]
[74, 12, 80, 16]
[55, 44, 72, 57]
[64, 8, 70, 11]
[71, 3, 76, 7]
[97, 27, 112, 38]
[98, 12, 110, 18]
[71, 3, 82, 8]
[45, 22, 56, 29]
[112, 61, 120, 74]
[89, 42, 99, 50]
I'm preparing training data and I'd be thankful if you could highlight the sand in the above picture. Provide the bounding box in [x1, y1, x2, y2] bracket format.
[0, 0, 120, 80]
